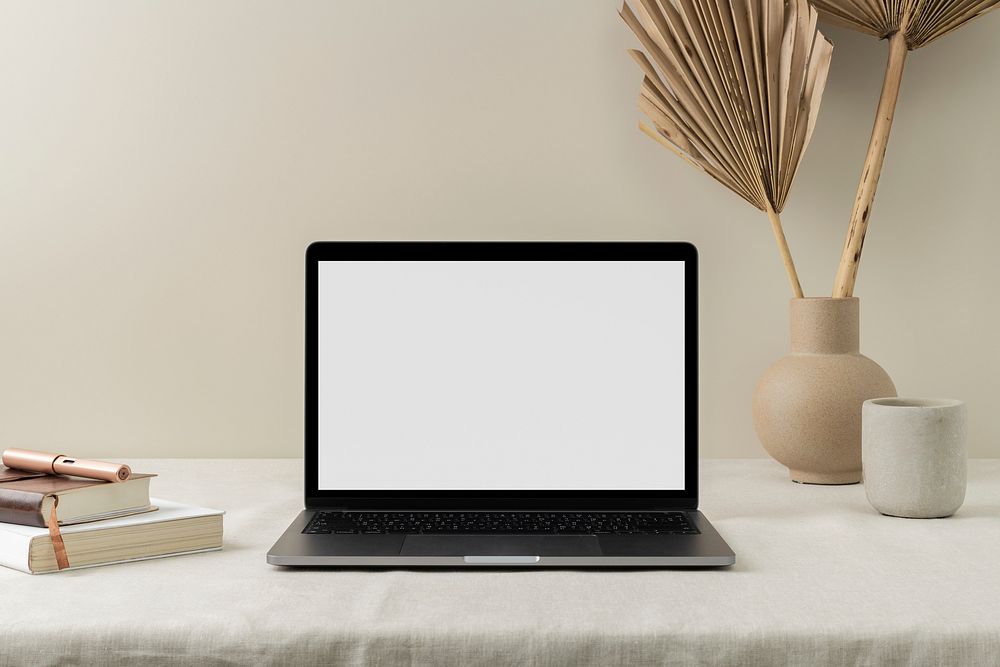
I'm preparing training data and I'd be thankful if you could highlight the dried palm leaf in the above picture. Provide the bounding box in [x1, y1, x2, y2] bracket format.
[815, 0, 1000, 296]
[621, 0, 834, 297]
[813, 0, 1000, 48]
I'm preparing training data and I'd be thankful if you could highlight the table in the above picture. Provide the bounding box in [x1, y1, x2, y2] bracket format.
[2, 458, 998, 666]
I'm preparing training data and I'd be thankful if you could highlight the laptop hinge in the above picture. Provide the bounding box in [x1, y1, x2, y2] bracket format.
[305, 503, 698, 512]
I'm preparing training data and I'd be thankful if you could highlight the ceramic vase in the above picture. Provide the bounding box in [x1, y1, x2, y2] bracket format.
[752, 297, 896, 484]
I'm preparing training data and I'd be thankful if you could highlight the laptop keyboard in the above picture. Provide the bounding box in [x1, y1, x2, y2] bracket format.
[303, 511, 699, 535]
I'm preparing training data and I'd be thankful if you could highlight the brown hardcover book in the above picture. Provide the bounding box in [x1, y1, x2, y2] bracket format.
[0, 470, 155, 528]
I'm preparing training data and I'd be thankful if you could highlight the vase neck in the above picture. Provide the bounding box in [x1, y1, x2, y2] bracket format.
[790, 298, 859, 354]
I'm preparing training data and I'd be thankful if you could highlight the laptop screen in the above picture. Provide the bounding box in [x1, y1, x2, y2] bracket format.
[317, 259, 686, 491]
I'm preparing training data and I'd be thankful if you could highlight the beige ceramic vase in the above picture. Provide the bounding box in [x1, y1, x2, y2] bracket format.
[753, 297, 896, 484]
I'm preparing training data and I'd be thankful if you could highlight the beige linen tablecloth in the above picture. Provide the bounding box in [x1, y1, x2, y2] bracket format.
[1, 458, 998, 666]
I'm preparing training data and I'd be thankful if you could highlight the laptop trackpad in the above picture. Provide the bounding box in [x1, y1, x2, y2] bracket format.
[400, 534, 601, 556]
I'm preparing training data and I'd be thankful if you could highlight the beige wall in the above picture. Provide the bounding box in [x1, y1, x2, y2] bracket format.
[1, 2, 998, 458]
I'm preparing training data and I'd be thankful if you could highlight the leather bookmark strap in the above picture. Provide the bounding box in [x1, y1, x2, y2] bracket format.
[47, 498, 70, 570]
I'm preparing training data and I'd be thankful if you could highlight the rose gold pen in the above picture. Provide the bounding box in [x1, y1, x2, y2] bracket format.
[1, 448, 131, 482]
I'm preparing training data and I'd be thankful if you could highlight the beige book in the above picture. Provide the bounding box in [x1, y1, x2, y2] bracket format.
[0, 498, 224, 574]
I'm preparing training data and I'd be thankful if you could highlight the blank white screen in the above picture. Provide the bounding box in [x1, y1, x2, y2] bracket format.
[318, 260, 686, 490]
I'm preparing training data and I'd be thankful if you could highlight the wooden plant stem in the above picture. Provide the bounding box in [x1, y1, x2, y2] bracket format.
[832, 25, 909, 297]
[766, 204, 804, 298]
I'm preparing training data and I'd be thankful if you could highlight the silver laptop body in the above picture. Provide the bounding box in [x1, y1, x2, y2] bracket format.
[267, 241, 734, 567]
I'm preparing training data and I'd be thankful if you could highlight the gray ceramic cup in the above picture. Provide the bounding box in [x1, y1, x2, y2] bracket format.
[862, 398, 967, 518]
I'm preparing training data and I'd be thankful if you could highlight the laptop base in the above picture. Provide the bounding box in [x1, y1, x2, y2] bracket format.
[267, 510, 734, 567]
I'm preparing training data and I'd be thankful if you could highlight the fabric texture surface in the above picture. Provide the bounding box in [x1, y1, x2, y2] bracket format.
[0, 458, 997, 666]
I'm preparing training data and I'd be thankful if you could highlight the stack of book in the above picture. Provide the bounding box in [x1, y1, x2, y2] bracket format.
[0, 465, 223, 574]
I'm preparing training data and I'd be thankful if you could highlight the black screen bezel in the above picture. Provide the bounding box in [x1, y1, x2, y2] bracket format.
[304, 241, 698, 510]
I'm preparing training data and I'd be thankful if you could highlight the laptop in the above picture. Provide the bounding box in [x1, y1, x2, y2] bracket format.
[267, 241, 734, 567]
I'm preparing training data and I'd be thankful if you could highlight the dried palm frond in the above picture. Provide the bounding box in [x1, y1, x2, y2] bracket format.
[816, 0, 1000, 296]
[621, 0, 834, 297]
[813, 0, 1000, 48]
